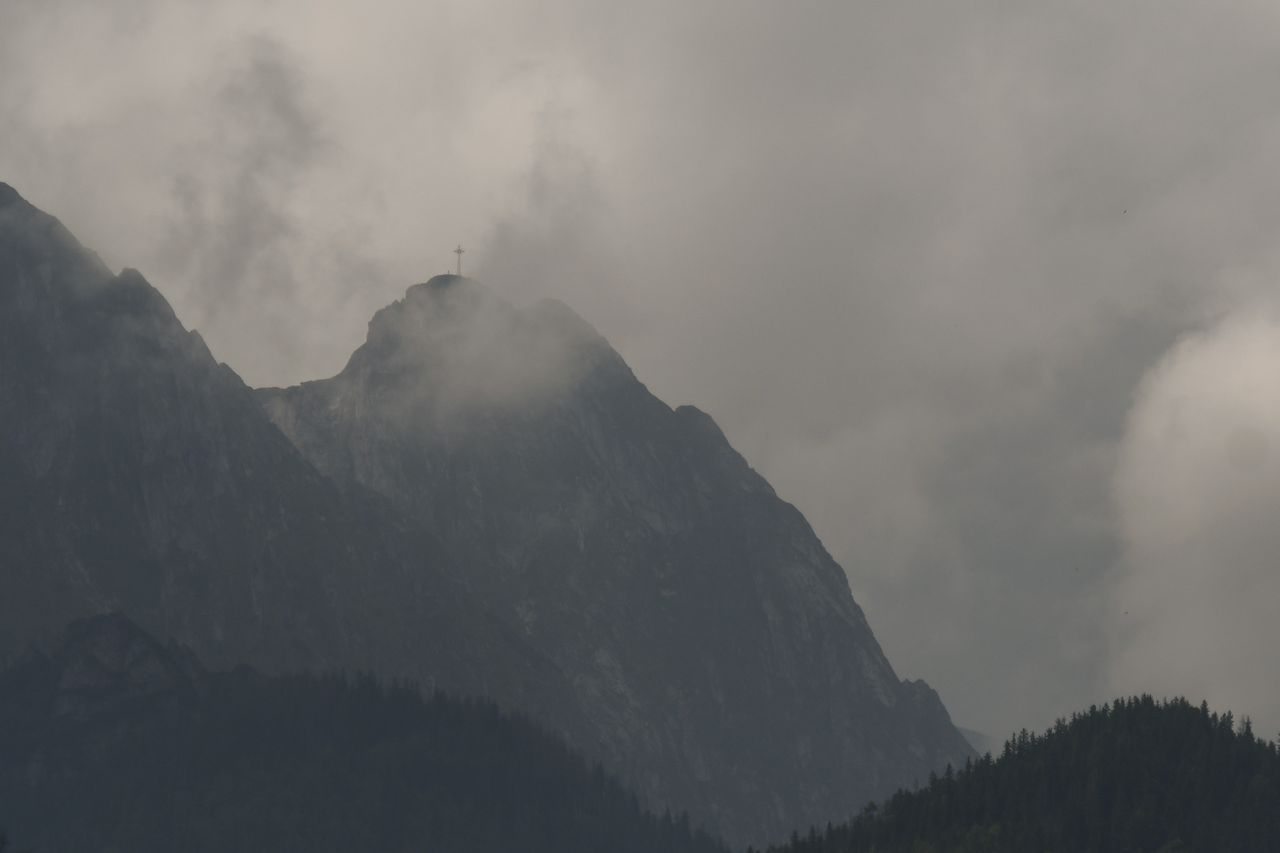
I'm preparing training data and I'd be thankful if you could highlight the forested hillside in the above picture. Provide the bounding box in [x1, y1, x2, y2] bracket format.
[1, 179, 968, 848]
[0, 615, 725, 853]
[765, 696, 1280, 853]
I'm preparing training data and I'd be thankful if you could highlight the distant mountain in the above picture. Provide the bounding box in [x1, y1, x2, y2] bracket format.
[958, 726, 997, 756]
[259, 275, 974, 844]
[768, 696, 1280, 853]
[0, 614, 727, 853]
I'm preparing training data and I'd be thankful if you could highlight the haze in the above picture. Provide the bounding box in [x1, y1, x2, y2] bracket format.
[4, 0, 1280, 740]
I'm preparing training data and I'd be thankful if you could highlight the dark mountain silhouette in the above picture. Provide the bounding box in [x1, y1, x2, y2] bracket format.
[0, 613, 727, 853]
[766, 696, 1280, 853]
[0, 182, 969, 846]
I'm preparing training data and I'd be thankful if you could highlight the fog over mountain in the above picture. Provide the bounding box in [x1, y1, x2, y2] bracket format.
[5, 0, 1280, 737]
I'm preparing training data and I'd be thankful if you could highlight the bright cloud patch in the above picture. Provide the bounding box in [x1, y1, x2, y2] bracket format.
[1112, 308, 1280, 734]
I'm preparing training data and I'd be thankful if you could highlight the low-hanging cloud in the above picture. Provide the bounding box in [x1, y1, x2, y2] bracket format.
[346, 279, 603, 431]
[154, 35, 335, 381]
[1112, 308, 1280, 736]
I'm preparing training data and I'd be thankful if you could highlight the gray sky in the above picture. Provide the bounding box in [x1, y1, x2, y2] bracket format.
[5, 0, 1280, 739]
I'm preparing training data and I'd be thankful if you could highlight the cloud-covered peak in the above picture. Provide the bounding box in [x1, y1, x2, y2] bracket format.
[337, 274, 622, 428]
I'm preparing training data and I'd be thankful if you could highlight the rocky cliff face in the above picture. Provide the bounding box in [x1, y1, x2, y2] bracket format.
[259, 275, 974, 844]
[0, 184, 579, 725]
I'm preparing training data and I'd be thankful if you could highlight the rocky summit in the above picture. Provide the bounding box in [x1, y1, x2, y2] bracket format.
[259, 273, 974, 843]
[0, 182, 970, 847]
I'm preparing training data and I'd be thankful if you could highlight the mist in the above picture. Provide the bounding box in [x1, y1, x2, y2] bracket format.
[334, 278, 603, 431]
[4, 0, 1280, 737]
[1112, 309, 1280, 736]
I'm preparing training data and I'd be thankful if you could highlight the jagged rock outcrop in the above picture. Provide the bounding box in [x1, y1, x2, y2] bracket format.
[259, 274, 974, 844]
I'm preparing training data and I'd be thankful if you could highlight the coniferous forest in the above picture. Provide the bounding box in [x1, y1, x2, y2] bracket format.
[0, 617, 725, 853]
[764, 696, 1280, 853]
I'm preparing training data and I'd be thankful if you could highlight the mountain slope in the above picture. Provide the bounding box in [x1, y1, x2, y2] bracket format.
[0, 183, 579, 723]
[0, 614, 727, 853]
[259, 275, 974, 844]
[768, 696, 1280, 853]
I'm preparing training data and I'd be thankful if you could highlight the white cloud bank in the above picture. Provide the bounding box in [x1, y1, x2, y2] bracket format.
[1113, 307, 1280, 735]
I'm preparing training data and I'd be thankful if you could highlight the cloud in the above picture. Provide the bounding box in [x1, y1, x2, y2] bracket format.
[5, 0, 1280, 737]
[348, 279, 602, 431]
[1111, 308, 1280, 735]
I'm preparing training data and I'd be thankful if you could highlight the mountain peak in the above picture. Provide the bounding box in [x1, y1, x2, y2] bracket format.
[392, 272, 492, 320]
[259, 275, 974, 845]
[419, 272, 469, 289]
[332, 274, 621, 420]
[0, 182, 25, 208]
[0, 182, 113, 297]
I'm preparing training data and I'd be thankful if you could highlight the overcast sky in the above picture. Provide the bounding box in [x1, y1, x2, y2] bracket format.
[5, 0, 1280, 739]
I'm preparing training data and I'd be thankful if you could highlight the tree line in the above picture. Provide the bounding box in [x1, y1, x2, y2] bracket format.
[761, 696, 1280, 853]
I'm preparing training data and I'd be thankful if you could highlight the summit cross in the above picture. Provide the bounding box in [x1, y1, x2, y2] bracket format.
[454, 244, 465, 276]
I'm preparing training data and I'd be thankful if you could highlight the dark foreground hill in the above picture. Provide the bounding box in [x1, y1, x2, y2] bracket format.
[0, 614, 727, 853]
[767, 696, 1280, 853]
